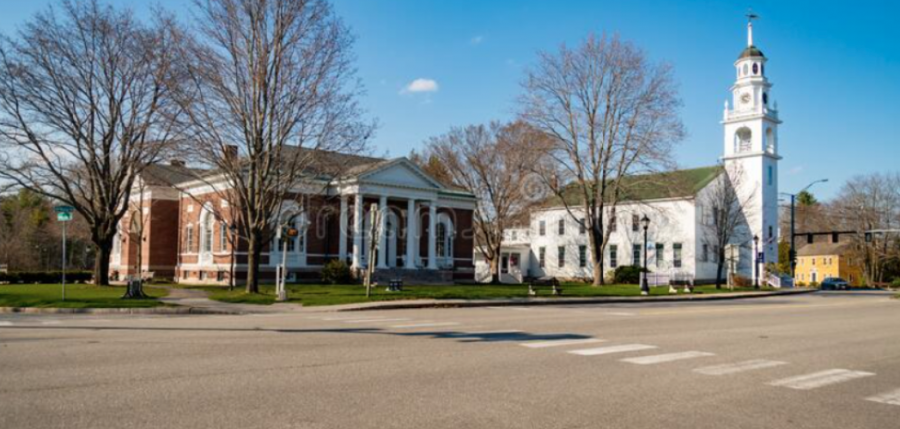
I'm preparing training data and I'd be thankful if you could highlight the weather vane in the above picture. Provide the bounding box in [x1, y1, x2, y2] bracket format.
[746, 8, 760, 23]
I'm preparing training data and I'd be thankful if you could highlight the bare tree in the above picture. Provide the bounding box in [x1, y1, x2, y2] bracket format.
[699, 163, 756, 289]
[176, 0, 373, 293]
[0, 1, 183, 285]
[519, 34, 684, 285]
[424, 121, 550, 283]
[831, 173, 900, 286]
[120, 179, 155, 299]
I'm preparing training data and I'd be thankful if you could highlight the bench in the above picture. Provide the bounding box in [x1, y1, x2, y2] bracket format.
[528, 277, 562, 296]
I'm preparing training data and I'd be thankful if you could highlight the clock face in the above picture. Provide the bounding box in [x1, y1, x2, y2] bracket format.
[741, 93, 752, 104]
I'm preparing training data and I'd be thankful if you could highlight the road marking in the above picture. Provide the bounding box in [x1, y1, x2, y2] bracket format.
[866, 388, 900, 406]
[520, 338, 606, 349]
[321, 316, 380, 321]
[40, 320, 61, 325]
[391, 322, 461, 329]
[0, 321, 12, 326]
[568, 344, 658, 356]
[768, 369, 875, 390]
[621, 351, 715, 365]
[343, 318, 411, 324]
[606, 312, 637, 317]
[694, 359, 787, 376]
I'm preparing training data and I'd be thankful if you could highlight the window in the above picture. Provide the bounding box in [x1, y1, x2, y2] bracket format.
[182, 270, 189, 279]
[656, 243, 664, 267]
[558, 219, 565, 236]
[768, 166, 774, 186]
[609, 245, 618, 268]
[633, 244, 641, 265]
[632, 214, 639, 232]
[185, 224, 194, 252]
[609, 217, 617, 233]
[558, 246, 566, 268]
[216, 271, 225, 282]
[812, 258, 816, 266]
[511, 230, 517, 241]
[579, 245, 587, 268]
[436, 223, 447, 258]
[539, 220, 546, 236]
[539, 247, 546, 268]
[702, 244, 709, 262]
[673, 243, 683, 268]
[579, 218, 586, 235]
[769, 225, 774, 240]
[219, 223, 228, 251]
[202, 215, 214, 253]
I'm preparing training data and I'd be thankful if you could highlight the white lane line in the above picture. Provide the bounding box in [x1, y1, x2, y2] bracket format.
[322, 316, 383, 321]
[568, 344, 658, 356]
[485, 306, 532, 311]
[0, 321, 13, 326]
[606, 312, 637, 317]
[343, 318, 411, 324]
[694, 359, 787, 376]
[521, 338, 606, 349]
[866, 388, 900, 406]
[391, 322, 461, 329]
[40, 320, 61, 325]
[621, 351, 715, 365]
[768, 369, 875, 390]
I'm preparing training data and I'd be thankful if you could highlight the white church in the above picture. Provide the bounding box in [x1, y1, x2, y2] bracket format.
[477, 20, 781, 284]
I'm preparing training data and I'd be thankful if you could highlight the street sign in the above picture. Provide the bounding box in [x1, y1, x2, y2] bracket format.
[55, 206, 74, 222]
[757, 252, 765, 263]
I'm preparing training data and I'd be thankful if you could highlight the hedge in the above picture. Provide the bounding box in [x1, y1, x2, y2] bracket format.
[0, 271, 93, 284]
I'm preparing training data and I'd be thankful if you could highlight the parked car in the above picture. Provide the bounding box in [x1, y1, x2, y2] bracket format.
[820, 277, 850, 290]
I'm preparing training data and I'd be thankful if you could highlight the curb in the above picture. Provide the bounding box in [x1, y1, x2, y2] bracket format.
[0, 306, 239, 315]
[331, 288, 818, 312]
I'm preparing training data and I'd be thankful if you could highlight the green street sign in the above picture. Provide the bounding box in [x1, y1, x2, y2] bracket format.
[56, 211, 73, 222]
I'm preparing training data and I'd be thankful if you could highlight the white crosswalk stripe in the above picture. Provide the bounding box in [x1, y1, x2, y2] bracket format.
[621, 351, 714, 365]
[694, 359, 787, 376]
[0, 321, 13, 326]
[520, 338, 606, 349]
[866, 388, 900, 406]
[343, 318, 410, 324]
[568, 344, 658, 356]
[391, 322, 461, 329]
[768, 369, 875, 390]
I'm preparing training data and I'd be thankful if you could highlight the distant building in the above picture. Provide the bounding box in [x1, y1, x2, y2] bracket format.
[795, 242, 863, 286]
[477, 19, 782, 284]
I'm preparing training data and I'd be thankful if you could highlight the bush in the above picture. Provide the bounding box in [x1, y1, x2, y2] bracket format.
[732, 274, 752, 288]
[613, 265, 648, 285]
[891, 278, 900, 289]
[0, 271, 93, 284]
[320, 259, 351, 285]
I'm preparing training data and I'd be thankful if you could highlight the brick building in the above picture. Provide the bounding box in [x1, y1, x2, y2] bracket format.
[110, 151, 478, 284]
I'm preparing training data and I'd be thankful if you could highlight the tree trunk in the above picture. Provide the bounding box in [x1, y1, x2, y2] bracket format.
[489, 256, 501, 284]
[592, 260, 603, 286]
[93, 243, 111, 286]
[245, 233, 260, 294]
[715, 258, 724, 290]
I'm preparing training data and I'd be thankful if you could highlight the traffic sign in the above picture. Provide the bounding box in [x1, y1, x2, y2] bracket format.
[55, 206, 74, 222]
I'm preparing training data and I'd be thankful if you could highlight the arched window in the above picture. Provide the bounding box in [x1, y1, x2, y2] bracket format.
[435, 214, 454, 261]
[436, 223, 447, 258]
[219, 222, 228, 251]
[735, 128, 752, 153]
[765, 128, 775, 153]
[201, 214, 214, 253]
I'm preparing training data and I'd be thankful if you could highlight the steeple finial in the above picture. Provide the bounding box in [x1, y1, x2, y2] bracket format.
[746, 9, 759, 47]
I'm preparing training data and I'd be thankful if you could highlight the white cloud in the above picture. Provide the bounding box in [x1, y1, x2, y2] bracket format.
[788, 165, 805, 175]
[470, 35, 484, 45]
[400, 78, 439, 94]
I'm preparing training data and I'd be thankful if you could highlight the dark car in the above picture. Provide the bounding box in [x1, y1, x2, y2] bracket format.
[820, 277, 850, 290]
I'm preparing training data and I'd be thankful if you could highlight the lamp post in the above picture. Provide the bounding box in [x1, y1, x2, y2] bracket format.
[228, 223, 237, 291]
[780, 179, 828, 279]
[641, 215, 650, 295]
[753, 234, 760, 289]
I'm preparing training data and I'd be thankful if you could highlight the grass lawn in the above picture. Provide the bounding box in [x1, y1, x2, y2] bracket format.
[184, 283, 775, 307]
[0, 284, 169, 308]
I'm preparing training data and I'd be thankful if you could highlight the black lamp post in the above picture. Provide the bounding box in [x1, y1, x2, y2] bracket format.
[753, 234, 760, 289]
[228, 223, 238, 291]
[641, 215, 650, 295]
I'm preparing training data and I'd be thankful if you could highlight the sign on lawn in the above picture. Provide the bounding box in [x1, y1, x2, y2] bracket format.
[55, 205, 74, 222]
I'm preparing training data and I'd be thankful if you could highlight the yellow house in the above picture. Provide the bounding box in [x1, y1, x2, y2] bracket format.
[795, 242, 863, 286]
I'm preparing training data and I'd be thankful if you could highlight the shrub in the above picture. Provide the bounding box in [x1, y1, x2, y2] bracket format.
[320, 259, 352, 285]
[732, 274, 752, 288]
[891, 278, 900, 289]
[613, 265, 648, 285]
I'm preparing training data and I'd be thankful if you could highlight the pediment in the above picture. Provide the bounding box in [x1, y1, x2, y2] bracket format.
[358, 159, 443, 190]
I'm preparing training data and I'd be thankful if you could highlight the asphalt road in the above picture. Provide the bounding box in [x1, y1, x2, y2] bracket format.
[1, 291, 898, 429]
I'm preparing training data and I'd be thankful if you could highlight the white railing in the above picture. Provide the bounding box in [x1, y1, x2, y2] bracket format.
[766, 273, 793, 289]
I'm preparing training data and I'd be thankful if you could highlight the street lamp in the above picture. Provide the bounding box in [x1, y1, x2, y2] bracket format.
[228, 223, 238, 291]
[753, 234, 760, 289]
[641, 215, 651, 295]
[780, 178, 828, 279]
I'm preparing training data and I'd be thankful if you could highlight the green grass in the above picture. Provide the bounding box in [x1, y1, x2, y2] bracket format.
[184, 283, 774, 307]
[0, 284, 169, 308]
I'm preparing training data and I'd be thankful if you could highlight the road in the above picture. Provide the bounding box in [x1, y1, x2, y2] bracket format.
[1, 291, 898, 429]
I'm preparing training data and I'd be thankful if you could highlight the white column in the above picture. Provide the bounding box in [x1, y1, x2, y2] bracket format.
[377, 195, 388, 269]
[351, 193, 363, 269]
[405, 199, 417, 269]
[427, 203, 437, 270]
[338, 196, 348, 261]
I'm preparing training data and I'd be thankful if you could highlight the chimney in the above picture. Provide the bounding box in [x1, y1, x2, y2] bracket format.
[170, 159, 185, 167]
[224, 145, 239, 163]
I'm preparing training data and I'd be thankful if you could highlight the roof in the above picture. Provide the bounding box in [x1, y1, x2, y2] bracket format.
[738, 45, 765, 59]
[141, 164, 207, 186]
[543, 166, 724, 207]
[797, 242, 855, 257]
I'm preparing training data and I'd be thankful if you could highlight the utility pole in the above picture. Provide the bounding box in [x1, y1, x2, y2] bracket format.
[780, 179, 828, 279]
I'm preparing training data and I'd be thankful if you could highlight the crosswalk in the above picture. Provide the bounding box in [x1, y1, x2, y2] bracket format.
[768, 369, 875, 390]
[694, 359, 787, 376]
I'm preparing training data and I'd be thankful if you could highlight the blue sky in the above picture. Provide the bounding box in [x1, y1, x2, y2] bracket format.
[1, 0, 897, 200]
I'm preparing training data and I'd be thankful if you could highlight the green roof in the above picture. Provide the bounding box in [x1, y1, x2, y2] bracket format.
[738, 45, 765, 59]
[545, 166, 723, 207]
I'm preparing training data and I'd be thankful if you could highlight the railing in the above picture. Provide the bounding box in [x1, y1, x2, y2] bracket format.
[767, 273, 793, 289]
[645, 272, 694, 287]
